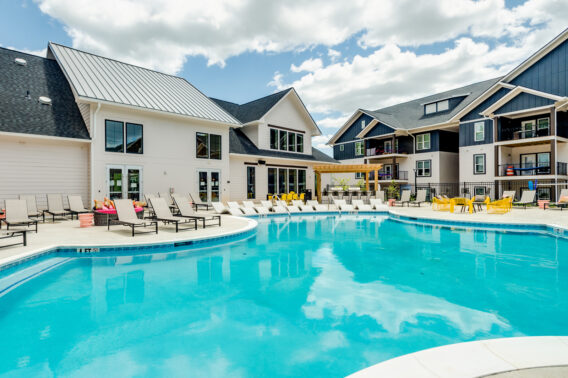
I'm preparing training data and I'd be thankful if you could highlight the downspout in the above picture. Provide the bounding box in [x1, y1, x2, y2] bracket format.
[90, 103, 101, 204]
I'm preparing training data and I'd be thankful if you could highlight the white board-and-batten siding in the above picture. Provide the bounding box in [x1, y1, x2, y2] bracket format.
[0, 135, 90, 210]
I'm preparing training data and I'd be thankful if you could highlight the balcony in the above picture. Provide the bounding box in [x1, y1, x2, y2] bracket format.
[366, 147, 410, 158]
[497, 162, 567, 177]
[500, 127, 550, 142]
[373, 170, 409, 181]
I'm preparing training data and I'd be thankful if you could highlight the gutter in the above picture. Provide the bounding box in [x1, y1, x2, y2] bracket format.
[91, 103, 101, 204]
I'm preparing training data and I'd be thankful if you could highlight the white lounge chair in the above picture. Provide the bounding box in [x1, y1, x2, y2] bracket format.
[299, 205, 314, 212]
[212, 202, 229, 214]
[173, 195, 222, 227]
[19, 194, 44, 221]
[333, 199, 354, 212]
[276, 200, 288, 207]
[110, 199, 158, 237]
[45, 194, 71, 222]
[292, 200, 304, 207]
[240, 207, 257, 215]
[285, 205, 300, 213]
[514, 190, 536, 209]
[395, 190, 411, 206]
[375, 191, 385, 202]
[254, 206, 269, 215]
[149, 197, 197, 232]
[370, 198, 388, 211]
[408, 190, 427, 207]
[260, 200, 273, 210]
[352, 199, 372, 211]
[67, 195, 91, 219]
[228, 208, 243, 216]
[306, 200, 328, 212]
[1, 199, 38, 232]
[272, 205, 287, 213]
[159, 192, 174, 206]
[242, 201, 256, 208]
[227, 201, 240, 209]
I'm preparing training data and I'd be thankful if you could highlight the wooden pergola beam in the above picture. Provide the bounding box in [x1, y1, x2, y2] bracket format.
[313, 164, 383, 201]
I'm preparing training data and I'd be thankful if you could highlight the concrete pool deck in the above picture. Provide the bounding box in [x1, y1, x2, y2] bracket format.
[0, 214, 256, 269]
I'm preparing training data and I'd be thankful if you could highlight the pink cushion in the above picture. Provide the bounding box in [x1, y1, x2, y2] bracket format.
[95, 206, 143, 214]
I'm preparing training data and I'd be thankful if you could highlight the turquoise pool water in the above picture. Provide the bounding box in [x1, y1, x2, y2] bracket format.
[0, 215, 567, 377]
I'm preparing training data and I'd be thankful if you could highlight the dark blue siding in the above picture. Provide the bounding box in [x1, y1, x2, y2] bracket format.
[336, 113, 374, 143]
[461, 87, 510, 122]
[365, 122, 396, 138]
[459, 119, 493, 147]
[495, 93, 555, 114]
[333, 142, 358, 160]
[511, 38, 568, 97]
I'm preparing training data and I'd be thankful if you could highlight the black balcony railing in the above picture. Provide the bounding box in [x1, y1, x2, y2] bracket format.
[498, 162, 567, 176]
[499, 127, 549, 141]
[366, 147, 409, 156]
[377, 170, 408, 180]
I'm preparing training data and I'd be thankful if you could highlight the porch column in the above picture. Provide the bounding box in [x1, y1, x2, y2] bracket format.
[392, 157, 397, 179]
[551, 140, 556, 175]
[365, 171, 369, 191]
[315, 172, 321, 202]
[551, 108, 556, 136]
[494, 145, 500, 178]
[493, 117, 499, 142]
[374, 170, 378, 192]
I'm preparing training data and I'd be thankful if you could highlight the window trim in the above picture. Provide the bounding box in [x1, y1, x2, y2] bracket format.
[339, 144, 344, 152]
[473, 153, 486, 175]
[473, 121, 485, 142]
[416, 133, 431, 151]
[416, 159, 431, 177]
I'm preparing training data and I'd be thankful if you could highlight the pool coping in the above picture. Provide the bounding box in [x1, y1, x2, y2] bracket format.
[0, 216, 258, 272]
[347, 336, 568, 378]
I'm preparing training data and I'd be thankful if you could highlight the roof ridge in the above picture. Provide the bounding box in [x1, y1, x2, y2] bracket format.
[372, 77, 502, 112]
[0, 46, 48, 60]
[238, 88, 292, 106]
[49, 42, 186, 81]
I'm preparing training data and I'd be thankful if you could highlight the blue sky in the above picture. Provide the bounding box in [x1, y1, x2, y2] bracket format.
[1, 0, 566, 154]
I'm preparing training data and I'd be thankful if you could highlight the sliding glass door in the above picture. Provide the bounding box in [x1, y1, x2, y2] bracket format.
[197, 169, 221, 203]
[107, 165, 142, 200]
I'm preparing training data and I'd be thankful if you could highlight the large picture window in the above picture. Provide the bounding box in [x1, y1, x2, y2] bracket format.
[271, 167, 307, 194]
[416, 160, 431, 177]
[474, 122, 484, 142]
[126, 123, 143, 154]
[105, 120, 124, 152]
[247, 166, 256, 199]
[270, 127, 305, 153]
[416, 133, 431, 150]
[474, 154, 485, 174]
[196, 132, 221, 159]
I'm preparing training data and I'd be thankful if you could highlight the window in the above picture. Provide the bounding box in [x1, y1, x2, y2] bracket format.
[425, 103, 437, 114]
[288, 131, 296, 152]
[537, 118, 550, 136]
[125, 123, 143, 154]
[361, 119, 366, 130]
[355, 141, 364, 156]
[474, 186, 486, 196]
[196, 132, 221, 159]
[437, 100, 449, 111]
[296, 134, 304, 153]
[279, 130, 287, 150]
[416, 160, 431, 177]
[425, 100, 451, 114]
[474, 154, 485, 174]
[247, 166, 255, 199]
[288, 169, 297, 193]
[270, 129, 278, 149]
[416, 133, 431, 150]
[268, 168, 276, 195]
[355, 172, 365, 179]
[537, 187, 551, 200]
[105, 120, 124, 152]
[537, 152, 551, 174]
[521, 120, 535, 138]
[384, 140, 392, 154]
[298, 170, 306, 193]
[474, 122, 485, 142]
[278, 168, 287, 193]
[339, 144, 344, 152]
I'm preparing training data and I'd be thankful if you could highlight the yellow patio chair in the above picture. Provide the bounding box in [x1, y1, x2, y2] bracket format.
[487, 198, 512, 214]
[432, 197, 450, 211]
[299, 193, 305, 201]
[281, 194, 287, 202]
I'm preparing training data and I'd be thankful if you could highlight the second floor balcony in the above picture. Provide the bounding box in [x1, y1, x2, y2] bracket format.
[498, 116, 551, 142]
[498, 162, 567, 177]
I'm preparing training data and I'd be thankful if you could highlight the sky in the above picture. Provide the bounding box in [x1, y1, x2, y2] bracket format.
[1, 0, 567, 156]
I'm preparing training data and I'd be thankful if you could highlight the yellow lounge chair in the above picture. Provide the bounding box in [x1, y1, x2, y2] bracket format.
[487, 198, 512, 214]
[432, 197, 451, 211]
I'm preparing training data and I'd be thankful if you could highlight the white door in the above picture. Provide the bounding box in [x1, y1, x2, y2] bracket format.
[197, 169, 221, 203]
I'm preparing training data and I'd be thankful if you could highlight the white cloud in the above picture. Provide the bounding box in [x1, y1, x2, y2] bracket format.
[327, 48, 341, 62]
[291, 58, 323, 73]
[33, 0, 567, 74]
[3, 46, 47, 57]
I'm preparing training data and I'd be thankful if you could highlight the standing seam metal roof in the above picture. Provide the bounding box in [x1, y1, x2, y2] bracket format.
[48, 43, 240, 125]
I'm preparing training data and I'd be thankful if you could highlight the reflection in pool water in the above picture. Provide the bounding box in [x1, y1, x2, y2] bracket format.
[0, 215, 566, 377]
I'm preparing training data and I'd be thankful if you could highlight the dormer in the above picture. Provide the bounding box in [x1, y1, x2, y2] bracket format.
[422, 95, 468, 116]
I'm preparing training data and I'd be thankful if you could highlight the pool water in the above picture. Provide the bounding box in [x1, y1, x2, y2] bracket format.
[1, 215, 567, 377]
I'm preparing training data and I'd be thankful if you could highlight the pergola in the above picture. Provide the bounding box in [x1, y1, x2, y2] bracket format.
[313, 164, 383, 202]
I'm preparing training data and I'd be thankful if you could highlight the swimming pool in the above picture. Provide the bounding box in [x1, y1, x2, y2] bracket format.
[0, 214, 567, 377]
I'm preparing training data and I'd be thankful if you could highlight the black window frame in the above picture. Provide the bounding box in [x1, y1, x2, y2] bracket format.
[288, 131, 296, 152]
[105, 119, 125, 153]
[416, 159, 431, 177]
[268, 167, 277, 195]
[473, 153, 486, 175]
[296, 134, 304, 153]
[270, 128, 278, 149]
[247, 166, 256, 199]
[125, 122, 143, 154]
[196, 132, 222, 160]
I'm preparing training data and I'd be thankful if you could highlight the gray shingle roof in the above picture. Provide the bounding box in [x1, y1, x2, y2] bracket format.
[48, 43, 240, 125]
[230, 128, 337, 163]
[211, 89, 292, 124]
[360, 77, 502, 131]
[0, 47, 89, 139]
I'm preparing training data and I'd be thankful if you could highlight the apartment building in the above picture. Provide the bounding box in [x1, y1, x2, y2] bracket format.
[328, 28, 568, 201]
[326, 79, 498, 196]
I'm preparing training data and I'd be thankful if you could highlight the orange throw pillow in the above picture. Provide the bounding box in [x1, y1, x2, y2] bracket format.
[559, 196, 568, 203]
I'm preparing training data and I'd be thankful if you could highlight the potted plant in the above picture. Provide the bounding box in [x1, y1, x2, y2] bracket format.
[387, 180, 399, 206]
